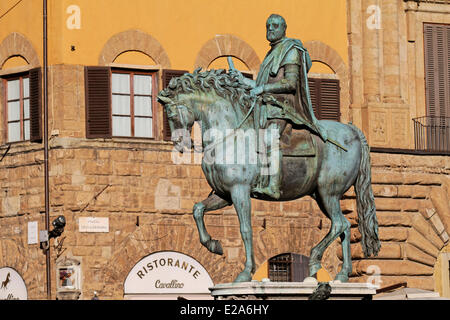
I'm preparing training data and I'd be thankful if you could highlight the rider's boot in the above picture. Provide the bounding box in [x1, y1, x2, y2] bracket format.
[254, 150, 282, 199]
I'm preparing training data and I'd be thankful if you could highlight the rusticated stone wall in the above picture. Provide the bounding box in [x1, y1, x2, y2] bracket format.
[0, 61, 448, 300]
[345, 152, 449, 292]
[0, 138, 448, 299]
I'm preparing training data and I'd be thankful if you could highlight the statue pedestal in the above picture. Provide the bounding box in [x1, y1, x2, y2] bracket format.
[210, 278, 378, 300]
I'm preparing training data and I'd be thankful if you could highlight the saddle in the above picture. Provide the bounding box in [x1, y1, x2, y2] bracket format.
[279, 123, 316, 157]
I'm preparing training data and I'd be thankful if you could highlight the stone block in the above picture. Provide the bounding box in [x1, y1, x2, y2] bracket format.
[403, 173, 443, 186]
[430, 187, 450, 235]
[346, 242, 401, 260]
[376, 211, 411, 227]
[407, 228, 440, 258]
[371, 172, 404, 185]
[429, 213, 445, 235]
[1, 196, 21, 217]
[410, 212, 444, 251]
[354, 259, 434, 276]
[440, 231, 449, 244]
[83, 160, 113, 176]
[113, 161, 141, 176]
[379, 227, 408, 241]
[374, 198, 402, 211]
[72, 246, 102, 256]
[404, 243, 436, 267]
[372, 185, 398, 197]
[76, 233, 97, 246]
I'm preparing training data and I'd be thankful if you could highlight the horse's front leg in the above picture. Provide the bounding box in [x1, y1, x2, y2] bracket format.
[193, 192, 231, 255]
[230, 184, 255, 282]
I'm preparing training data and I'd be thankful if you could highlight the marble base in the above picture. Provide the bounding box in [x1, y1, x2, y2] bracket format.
[210, 278, 378, 300]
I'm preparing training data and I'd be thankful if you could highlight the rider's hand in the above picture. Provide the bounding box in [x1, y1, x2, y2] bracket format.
[229, 68, 243, 79]
[250, 85, 264, 97]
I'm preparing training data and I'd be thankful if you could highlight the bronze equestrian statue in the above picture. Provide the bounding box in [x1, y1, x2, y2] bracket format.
[158, 14, 380, 283]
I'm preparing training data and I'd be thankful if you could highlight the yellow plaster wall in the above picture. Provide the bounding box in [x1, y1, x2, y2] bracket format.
[2, 55, 28, 69]
[1, 0, 348, 71]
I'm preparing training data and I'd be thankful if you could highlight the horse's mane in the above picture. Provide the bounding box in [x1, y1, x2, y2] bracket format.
[159, 68, 255, 109]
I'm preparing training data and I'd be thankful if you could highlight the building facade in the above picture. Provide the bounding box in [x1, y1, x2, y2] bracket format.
[0, 0, 448, 299]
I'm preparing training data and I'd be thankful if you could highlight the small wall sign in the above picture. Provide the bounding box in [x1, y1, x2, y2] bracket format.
[0, 267, 27, 300]
[78, 217, 109, 233]
[27, 221, 38, 245]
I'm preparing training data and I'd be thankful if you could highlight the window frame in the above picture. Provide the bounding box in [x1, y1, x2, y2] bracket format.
[441, 252, 450, 298]
[2, 72, 31, 143]
[110, 67, 158, 139]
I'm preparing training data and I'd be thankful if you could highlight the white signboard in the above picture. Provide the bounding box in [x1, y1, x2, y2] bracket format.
[78, 217, 109, 233]
[0, 267, 27, 300]
[27, 221, 38, 245]
[124, 251, 214, 297]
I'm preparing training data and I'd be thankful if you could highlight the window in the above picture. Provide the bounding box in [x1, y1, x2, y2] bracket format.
[85, 67, 160, 139]
[2, 68, 42, 143]
[268, 253, 309, 282]
[4, 75, 30, 142]
[111, 71, 155, 138]
[308, 78, 341, 121]
[424, 23, 449, 119]
[413, 23, 450, 152]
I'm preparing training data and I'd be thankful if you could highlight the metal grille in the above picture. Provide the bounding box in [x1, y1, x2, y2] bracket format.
[268, 253, 309, 282]
[413, 116, 450, 152]
[269, 253, 292, 282]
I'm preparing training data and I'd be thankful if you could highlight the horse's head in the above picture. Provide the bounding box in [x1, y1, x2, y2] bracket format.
[158, 93, 195, 153]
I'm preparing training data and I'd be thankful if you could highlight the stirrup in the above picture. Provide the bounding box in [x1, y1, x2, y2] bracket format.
[253, 185, 281, 199]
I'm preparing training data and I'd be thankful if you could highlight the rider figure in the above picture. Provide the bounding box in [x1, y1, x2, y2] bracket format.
[235, 14, 327, 199]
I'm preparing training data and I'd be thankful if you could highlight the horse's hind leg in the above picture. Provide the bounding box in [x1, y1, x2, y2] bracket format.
[336, 217, 352, 282]
[230, 184, 255, 282]
[309, 195, 351, 282]
[193, 192, 231, 255]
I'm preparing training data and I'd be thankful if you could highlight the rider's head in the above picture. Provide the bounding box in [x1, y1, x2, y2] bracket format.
[266, 14, 287, 44]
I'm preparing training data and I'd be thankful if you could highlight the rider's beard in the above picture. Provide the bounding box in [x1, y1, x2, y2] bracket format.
[267, 30, 285, 44]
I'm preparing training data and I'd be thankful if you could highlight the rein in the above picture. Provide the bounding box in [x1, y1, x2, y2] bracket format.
[236, 96, 258, 130]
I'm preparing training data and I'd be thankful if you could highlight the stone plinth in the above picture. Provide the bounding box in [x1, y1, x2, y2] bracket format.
[210, 279, 378, 300]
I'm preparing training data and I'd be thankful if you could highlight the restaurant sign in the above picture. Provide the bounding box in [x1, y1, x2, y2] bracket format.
[124, 251, 214, 295]
[0, 267, 27, 300]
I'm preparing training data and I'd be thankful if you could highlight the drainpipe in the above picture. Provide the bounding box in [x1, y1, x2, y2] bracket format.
[43, 0, 51, 300]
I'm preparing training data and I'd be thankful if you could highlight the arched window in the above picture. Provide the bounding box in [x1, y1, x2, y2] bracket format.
[208, 56, 255, 80]
[308, 61, 340, 122]
[308, 76, 341, 122]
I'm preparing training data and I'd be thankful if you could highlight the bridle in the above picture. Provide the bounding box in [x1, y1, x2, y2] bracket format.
[165, 102, 195, 146]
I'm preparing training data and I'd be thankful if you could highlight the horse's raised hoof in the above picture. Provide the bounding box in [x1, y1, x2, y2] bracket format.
[206, 239, 223, 255]
[233, 270, 252, 283]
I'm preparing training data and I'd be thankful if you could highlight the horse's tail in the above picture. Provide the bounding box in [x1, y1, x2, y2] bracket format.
[350, 124, 381, 257]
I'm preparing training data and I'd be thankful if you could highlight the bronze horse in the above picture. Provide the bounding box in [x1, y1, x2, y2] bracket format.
[158, 69, 380, 283]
